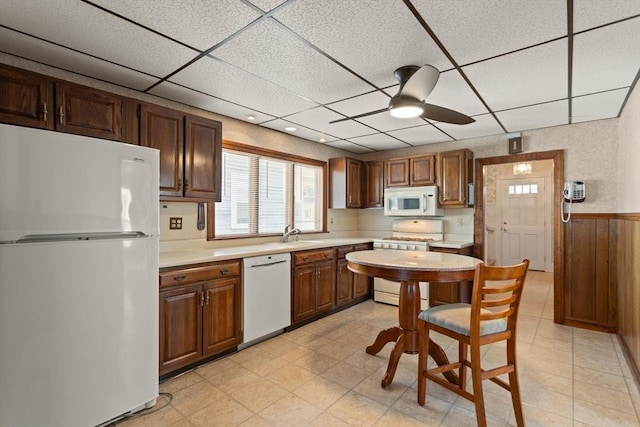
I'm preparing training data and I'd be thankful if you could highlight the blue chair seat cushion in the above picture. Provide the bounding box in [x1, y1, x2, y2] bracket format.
[418, 303, 507, 336]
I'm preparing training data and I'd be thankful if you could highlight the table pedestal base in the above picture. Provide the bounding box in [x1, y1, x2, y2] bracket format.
[366, 280, 459, 388]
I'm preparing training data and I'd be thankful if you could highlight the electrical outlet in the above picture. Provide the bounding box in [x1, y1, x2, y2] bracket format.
[169, 217, 183, 230]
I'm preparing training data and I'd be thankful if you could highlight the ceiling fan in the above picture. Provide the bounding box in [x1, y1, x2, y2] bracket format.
[329, 65, 475, 125]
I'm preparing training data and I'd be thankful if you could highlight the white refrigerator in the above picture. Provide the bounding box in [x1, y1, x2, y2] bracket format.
[0, 124, 160, 427]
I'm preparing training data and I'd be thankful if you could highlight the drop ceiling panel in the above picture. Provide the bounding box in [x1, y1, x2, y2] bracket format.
[273, 0, 453, 87]
[346, 134, 410, 151]
[572, 18, 640, 96]
[259, 119, 338, 143]
[412, 0, 566, 65]
[170, 56, 318, 117]
[425, 70, 488, 117]
[284, 107, 377, 139]
[149, 82, 276, 124]
[0, 0, 198, 77]
[387, 124, 453, 145]
[90, 0, 261, 51]
[436, 114, 505, 141]
[327, 91, 390, 117]
[0, 28, 158, 91]
[497, 100, 569, 132]
[573, 1, 640, 32]
[571, 88, 628, 123]
[463, 39, 568, 111]
[325, 140, 374, 154]
[212, 19, 371, 103]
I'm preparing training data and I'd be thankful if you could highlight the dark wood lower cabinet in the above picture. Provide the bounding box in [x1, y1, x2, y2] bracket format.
[292, 249, 336, 323]
[336, 243, 373, 306]
[564, 215, 616, 332]
[429, 246, 473, 306]
[159, 261, 241, 376]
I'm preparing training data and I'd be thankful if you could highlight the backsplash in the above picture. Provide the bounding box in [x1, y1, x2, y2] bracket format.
[160, 203, 207, 241]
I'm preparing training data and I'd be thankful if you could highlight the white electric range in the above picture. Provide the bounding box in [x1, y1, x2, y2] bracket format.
[372, 218, 444, 309]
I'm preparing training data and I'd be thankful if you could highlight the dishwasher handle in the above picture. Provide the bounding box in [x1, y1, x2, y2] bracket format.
[249, 259, 288, 268]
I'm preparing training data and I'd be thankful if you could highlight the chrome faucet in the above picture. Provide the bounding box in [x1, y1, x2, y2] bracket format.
[281, 224, 301, 242]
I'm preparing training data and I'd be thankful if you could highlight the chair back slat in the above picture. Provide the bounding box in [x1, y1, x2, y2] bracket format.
[470, 260, 529, 337]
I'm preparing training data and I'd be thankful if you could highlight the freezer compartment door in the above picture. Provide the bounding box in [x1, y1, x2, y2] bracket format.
[0, 124, 159, 242]
[0, 237, 159, 427]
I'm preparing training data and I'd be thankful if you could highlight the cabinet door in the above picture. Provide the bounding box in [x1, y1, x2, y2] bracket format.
[184, 115, 222, 201]
[386, 158, 410, 187]
[336, 259, 353, 306]
[411, 155, 436, 185]
[353, 273, 371, 299]
[293, 265, 316, 322]
[437, 149, 471, 207]
[428, 246, 473, 306]
[140, 104, 184, 197]
[0, 66, 53, 129]
[56, 82, 122, 141]
[365, 160, 384, 207]
[315, 260, 336, 313]
[203, 277, 241, 356]
[347, 158, 363, 208]
[159, 284, 203, 374]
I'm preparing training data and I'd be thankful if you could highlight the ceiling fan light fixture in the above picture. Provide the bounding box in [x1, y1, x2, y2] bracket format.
[388, 96, 424, 118]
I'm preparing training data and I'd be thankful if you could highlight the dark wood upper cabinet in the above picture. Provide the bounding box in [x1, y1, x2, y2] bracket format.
[0, 65, 53, 130]
[386, 158, 410, 187]
[140, 104, 222, 201]
[365, 160, 384, 208]
[139, 104, 184, 197]
[436, 149, 473, 208]
[55, 82, 123, 141]
[185, 115, 222, 200]
[329, 157, 363, 209]
[410, 155, 436, 186]
[0, 64, 130, 142]
[386, 155, 436, 187]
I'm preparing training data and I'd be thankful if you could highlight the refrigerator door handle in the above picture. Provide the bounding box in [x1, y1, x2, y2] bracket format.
[14, 231, 149, 244]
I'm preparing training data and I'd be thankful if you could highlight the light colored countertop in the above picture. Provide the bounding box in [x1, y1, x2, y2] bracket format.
[346, 249, 482, 271]
[160, 237, 374, 268]
[429, 240, 474, 249]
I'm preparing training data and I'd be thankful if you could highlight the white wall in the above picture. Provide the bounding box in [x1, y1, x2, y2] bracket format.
[618, 83, 640, 213]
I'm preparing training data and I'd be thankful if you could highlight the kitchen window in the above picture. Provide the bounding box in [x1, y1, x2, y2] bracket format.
[213, 141, 326, 238]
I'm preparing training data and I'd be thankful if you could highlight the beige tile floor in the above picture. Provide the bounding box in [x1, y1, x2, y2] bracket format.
[119, 271, 640, 426]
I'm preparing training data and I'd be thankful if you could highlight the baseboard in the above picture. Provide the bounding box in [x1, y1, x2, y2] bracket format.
[617, 334, 640, 393]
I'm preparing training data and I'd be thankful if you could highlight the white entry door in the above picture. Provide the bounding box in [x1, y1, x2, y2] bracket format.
[499, 177, 545, 270]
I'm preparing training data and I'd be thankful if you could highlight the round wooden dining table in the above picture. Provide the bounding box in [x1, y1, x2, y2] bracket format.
[346, 249, 482, 388]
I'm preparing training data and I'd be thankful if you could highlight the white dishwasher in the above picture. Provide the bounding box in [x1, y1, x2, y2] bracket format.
[241, 252, 291, 349]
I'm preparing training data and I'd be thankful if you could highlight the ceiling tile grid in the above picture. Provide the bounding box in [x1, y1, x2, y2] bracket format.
[0, 0, 198, 77]
[90, 0, 261, 51]
[411, 0, 567, 66]
[0, 0, 639, 153]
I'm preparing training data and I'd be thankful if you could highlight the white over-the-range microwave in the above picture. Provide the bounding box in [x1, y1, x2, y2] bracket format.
[383, 186, 444, 217]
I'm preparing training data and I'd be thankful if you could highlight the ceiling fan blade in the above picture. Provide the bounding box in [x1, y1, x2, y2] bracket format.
[399, 65, 439, 101]
[421, 103, 475, 125]
[329, 107, 388, 124]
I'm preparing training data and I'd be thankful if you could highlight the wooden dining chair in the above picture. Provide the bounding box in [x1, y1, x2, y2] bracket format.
[417, 259, 530, 427]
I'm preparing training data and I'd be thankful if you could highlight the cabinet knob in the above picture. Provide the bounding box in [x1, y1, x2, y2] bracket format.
[173, 274, 186, 282]
[199, 291, 205, 306]
[184, 177, 189, 191]
[59, 105, 64, 124]
[43, 103, 48, 122]
[302, 256, 309, 262]
[220, 268, 229, 276]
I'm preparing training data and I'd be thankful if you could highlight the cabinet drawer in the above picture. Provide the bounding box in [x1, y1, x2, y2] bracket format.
[293, 249, 335, 265]
[336, 245, 354, 259]
[353, 243, 372, 252]
[160, 261, 240, 288]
